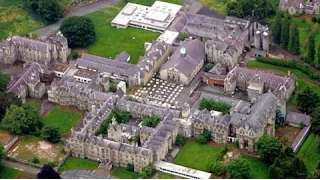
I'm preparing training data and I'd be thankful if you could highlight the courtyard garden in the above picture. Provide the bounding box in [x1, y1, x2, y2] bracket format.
[85, 3, 160, 64]
[297, 133, 320, 172]
[111, 167, 140, 179]
[275, 125, 300, 147]
[174, 141, 221, 172]
[59, 157, 100, 172]
[7, 135, 66, 165]
[43, 107, 82, 136]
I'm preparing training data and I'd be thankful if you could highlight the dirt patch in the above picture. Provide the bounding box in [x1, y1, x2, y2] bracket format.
[0, 130, 15, 144]
[38, 141, 53, 150]
[17, 172, 37, 179]
[276, 126, 300, 147]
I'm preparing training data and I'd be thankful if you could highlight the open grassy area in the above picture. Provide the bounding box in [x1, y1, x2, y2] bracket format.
[7, 135, 65, 164]
[25, 98, 42, 112]
[297, 133, 320, 172]
[59, 157, 99, 171]
[158, 172, 176, 179]
[174, 141, 221, 172]
[43, 107, 81, 136]
[86, 3, 160, 64]
[241, 155, 269, 179]
[197, 0, 227, 15]
[0, 166, 21, 179]
[111, 167, 140, 179]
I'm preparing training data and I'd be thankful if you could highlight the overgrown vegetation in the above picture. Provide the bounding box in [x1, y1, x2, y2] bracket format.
[226, 0, 275, 19]
[199, 99, 231, 115]
[142, 117, 160, 128]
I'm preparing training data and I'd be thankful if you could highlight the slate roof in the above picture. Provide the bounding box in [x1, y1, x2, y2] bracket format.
[115, 51, 130, 62]
[161, 39, 205, 77]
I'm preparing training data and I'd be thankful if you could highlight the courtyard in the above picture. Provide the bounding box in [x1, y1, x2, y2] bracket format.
[85, 3, 160, 64]
[59, 157, 100, 172]
[7, 135, 66, 165]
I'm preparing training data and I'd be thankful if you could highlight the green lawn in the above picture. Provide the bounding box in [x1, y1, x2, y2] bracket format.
[43, 107, 81, 135]
[197, 0, 227, 15]
[288, 79, 320, 105]
[247, 60, 310, 79]
[86, 4, 160, 64]
[174, 141, 221, 172]
[111, 167, 140, 179]
[241, 155, 269, 179]
[0, 166, 21, 179]
[158, 172, 175, 179]
[59, 157, 100, 171]
[25, 98, 42, 112]
[297, 133, 320, 172]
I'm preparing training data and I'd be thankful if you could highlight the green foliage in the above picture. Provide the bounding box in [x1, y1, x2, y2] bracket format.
[178, 33, 188, 41]
[297, 87, 320, 114]
[111, 167, 140, 179]
[291, 157, 308, 178]
[140, 164, 156, 179]
[311, 106, 320, 135]
[199, 99, 231, 115]
[197, 135, 207, 144]
[227, 158, 251, 179]
[203, 129, 212, 141]
[256, 135, 282, 163]
[288, 23, 300, 55]
[299, 121, 304, 129]
[71, 51, 79, 59]
[0, 92, 22, 120]
[175, 134, 185, 146]
[308, 162, 320, 178]
[142, 117, 160, 128]
[126, 163, 134, 172]
[216, 143, 229, 161]
[1, 105, 43, 135]
[204, 63, 214, 72]
[47, 162, 57, 167]
[25, 0, 63, 23]
[272, 13, 282, 44]
[284, 147, 295, 157]
[41, 126, 61, 143]
[109, 85, 117, 93]
[31, 157, 40, 164]
[281, 15, 290, 49]
[0, 142, 5, 162]
[268, 164, 284, 179]
[226, 0, 275, 19]
[307, 32, 316, 64]
[211, 161, 226, 176]
[60, 16, 95, 48]
[0, 72, 10, 92]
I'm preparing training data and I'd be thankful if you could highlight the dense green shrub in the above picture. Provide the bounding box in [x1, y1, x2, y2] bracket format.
[199, 99, 231, 115]
[211, 161, 226, 176]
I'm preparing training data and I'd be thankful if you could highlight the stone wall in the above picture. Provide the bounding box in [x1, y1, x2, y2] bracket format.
[4, 136, 18, 152]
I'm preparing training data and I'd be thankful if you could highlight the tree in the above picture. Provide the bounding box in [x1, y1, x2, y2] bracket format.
[203, 128, 212, 141]
[142, 117, 160, 128]
[288, 23, 300, 55]
[269, 164, 284, 179]
[316, 45, 320, 68]
[280, 15, 290, 49]
[0, 92, 22, 120]
[227, 158, 251, 179]
[211, 161, 226, 176]
[256, 135, 282, 163]
[273, 13, 282, 44]
[204, 63, 214, 72]
[297, 87, 320, 114]
[1, 105, 27, 134]
[175, 134, 185, 146]
[197, 135, 207, 144]
[37, 0, 63, 22]
[140, 164, 156, 179]
[311, 106, 320, 135]
[307, 32, 316, 64]
[0, 72, 10, 92]
[226, 0, 275, 19]
[284, 147, 295, 157]
[22, 104, 43, 135]
[291, 157, 307, 178]
[60, 16, 96, 48]
[126, 163, 134, 172]
[41, 126, 61, 143]
[37, 165, 61, 179]
[0, 142, 5, 162]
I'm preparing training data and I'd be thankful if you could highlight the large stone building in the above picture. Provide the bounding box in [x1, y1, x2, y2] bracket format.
[0, 34, 70, 69]
[279, 0, 320, 15]
[160, 39, 205, 85]
[224, 67, 295, 102]
[6, 62, 46, 103]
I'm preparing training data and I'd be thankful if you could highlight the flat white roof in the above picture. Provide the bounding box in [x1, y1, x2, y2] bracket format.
[112, 1, 182, 30]
[155, 161, 212, 179]
[157, 30, 179, 45]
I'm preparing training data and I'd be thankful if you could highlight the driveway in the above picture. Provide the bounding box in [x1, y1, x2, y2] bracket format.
[2, 159, 40, 175]
[31, 0, 124, 37]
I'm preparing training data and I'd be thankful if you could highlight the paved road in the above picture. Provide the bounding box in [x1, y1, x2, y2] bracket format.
[2, 159, 40, 175]
[31, 0, 123, 36]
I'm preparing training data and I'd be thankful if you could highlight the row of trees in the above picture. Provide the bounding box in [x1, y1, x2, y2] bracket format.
[306, 32, 320, 68]
[226, 0, 275, 19]
[273, 14, 300, 55]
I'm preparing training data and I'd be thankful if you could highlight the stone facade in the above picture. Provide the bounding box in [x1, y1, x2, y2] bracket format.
[279, 0, 320, 15]
[0, 34, 70, 69]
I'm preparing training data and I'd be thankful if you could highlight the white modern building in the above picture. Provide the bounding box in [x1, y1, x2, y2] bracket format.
[154, 161, 212, 179]
[157, 30, 180, 45]
[111, 1, 182, 32]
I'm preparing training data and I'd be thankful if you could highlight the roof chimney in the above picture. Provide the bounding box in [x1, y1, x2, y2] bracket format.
[180, 47, 186, 57]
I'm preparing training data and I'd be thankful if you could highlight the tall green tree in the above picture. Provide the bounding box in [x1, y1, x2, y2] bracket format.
[37, 0, 63, 22]
[307, 32, 316, 64]
[22, 104, 43, 135]
[0, 142, 5, 162]
[1, 105, 27, 134]
[273, 13, 282, 44]
[256, 135, 282, 163]
[291, 157, 307, 178]
[297, 87, 320, 114]
[0, 92, 22, 121]
[41, 126, 61, 143]
[316, 45, 320, 68]
[227, 158, 251, 179]
[280, 15, 290, 49]
[0, 72, 10, 92]
[311, 106, 320, 135]
[226, 0, 275, 19]
[288, 23, 300, 55]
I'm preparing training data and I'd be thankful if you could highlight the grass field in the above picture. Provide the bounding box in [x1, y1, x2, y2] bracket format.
[111, 167, 140, 179]
[174, 141, 221, 172]
[297, 133, 320, 172]
[241, 155, 269, 179]
[158, 172, 176, 179]
[43, 107, 81, 136]
[0, 166, 21, 179]
[86, 4, 160, 64]
[59, 157, 99, 171]
[7, 135, 65, 164]
[197, 0, 227, 15]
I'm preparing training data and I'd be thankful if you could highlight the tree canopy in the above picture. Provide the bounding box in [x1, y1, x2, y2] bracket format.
[227, 158, 251, 179]
[60, 16, 96, 48]
[199, 99, 231, 115]
[297, 87, 320, 114]
[280, 15, 290, 50]
[288, 23, 300, 55]
[226, 0, 275, 19]
[142, 117, 160, 128]
[272, 13, 282, 44]
[25, 0, 63, 23]
[0, 142, 5, 162]
[0, 72, 10, 92]
[311, 106, 320, 135]
[256, 135, 282, 163]
[41, 126, 61, 143]
[37, 165, 61, 179]
[307, 32, 316, 64]
[0, 92, 22, 121]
